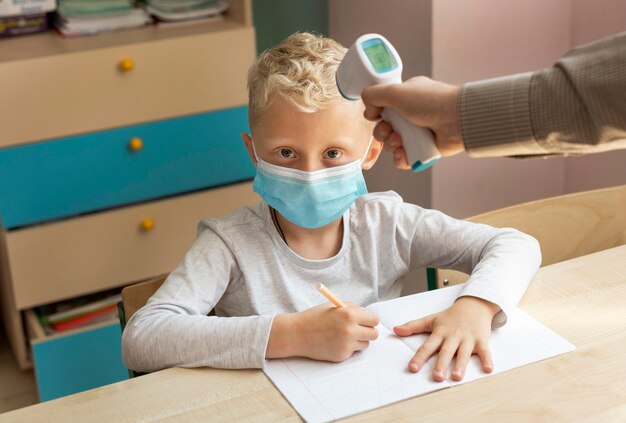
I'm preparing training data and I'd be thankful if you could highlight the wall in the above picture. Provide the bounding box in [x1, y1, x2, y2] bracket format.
[563, 0, 626, 194]
[253, 0, 328, 53]
[431, 0, 572, 218]
[431, 0, 626, 217]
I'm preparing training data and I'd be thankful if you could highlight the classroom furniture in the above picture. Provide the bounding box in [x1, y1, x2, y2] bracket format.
[0, 0, 258, 402]
[117, 273, 219, 378]
[116, 274, 167, 378]
[0, 245, 624, 422]
[119, 274, 167, 325]
[430, 184, 626, 289]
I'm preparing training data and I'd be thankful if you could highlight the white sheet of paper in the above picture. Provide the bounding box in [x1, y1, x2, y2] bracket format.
[264, 284, 575, 423]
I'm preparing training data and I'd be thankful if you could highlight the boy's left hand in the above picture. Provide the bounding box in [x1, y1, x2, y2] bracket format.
[393, 296, 500, 382]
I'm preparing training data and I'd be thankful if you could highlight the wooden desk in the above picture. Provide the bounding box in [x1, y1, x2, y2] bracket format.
[3, 245, 625, 422]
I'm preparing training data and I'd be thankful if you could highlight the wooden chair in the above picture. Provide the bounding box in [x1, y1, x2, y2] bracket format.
[117, 274, 167, 378]
[429, 184, 626, 290]
[117, 273, 218, 377]
[118, 274, 168, 328]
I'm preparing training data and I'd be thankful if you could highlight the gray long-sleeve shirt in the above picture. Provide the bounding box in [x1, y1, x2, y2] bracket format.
[460, 31, 626, 157]
[122, 192, 541, 372]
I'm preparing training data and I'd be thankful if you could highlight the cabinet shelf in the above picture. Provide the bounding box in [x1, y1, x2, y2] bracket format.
[0, 0, 254, 150]
[0, 1, 251, 63]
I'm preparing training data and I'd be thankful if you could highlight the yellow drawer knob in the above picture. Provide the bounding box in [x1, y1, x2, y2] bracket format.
[119, 58, 135, 72]
[129, 137, 143, 151]
[140, 218, 155, 232]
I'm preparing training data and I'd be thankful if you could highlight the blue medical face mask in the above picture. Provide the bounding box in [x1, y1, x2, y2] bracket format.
[251, 137, 373, 229]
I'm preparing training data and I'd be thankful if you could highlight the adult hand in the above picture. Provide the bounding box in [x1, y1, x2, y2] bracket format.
[362, 76, 464, 169]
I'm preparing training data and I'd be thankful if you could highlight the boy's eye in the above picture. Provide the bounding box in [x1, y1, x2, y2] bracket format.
[277, 148, 295, 159]
[324, 149, 343, 159]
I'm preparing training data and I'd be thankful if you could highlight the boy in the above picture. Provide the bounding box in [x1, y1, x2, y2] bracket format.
[122, 33, 541, 382]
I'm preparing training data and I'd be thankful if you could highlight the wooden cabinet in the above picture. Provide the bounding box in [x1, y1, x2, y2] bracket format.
[0, 4, 254, 149]
[0, 106, 252, 228]
[24, 310, 129, 402]
[0, 0, 258, 401]
[7, 184, 258, 310]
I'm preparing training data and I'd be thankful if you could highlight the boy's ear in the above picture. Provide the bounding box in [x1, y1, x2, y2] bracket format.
[362, 137, 384, 170]
[241, 133, 257, 166]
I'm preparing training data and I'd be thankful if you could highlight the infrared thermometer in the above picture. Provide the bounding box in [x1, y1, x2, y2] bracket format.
[336, 34, 440, 172]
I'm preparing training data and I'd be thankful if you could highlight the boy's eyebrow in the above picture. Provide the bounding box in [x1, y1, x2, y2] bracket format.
[261, 135, 366, 149]
[330, 136, 360, 149]
[261, 137, 298, 149]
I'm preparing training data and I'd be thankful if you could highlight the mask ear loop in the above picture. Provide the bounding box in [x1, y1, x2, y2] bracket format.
[360, 136, 374, 165]
[250, 137, 259, 162]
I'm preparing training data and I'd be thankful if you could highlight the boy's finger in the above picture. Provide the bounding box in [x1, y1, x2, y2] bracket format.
[356, 326, 379, 342]
[355, 341, 370, 351]
[393, 316, 432, 336]
[475, 342, 494, 373]
[452, 341, 473, 381]
[433, 339, 459, 382]
[356, 310, 380, 327]
[408, 334, 442, 372]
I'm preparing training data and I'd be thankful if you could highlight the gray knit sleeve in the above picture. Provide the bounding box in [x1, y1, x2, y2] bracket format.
[459, 31, 626, 158]
[121, 225, 274, 372]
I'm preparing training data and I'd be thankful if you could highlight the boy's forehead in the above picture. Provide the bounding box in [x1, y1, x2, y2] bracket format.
[253, 97, 373, 141]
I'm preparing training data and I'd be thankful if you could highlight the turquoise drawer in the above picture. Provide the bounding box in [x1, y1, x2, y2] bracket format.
[0, 106, 255, 229]
[26, 311, 128, 402]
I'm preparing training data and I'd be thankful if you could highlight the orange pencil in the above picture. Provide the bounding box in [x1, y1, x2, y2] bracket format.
[316, 283, 347, 308]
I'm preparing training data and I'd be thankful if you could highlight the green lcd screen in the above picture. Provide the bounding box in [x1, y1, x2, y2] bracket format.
[361, 38, 397, 73]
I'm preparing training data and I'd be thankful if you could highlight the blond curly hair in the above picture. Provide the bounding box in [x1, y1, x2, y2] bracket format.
[247, 32, 347, 129]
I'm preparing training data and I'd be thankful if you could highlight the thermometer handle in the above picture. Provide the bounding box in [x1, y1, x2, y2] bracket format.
[380, 108, 441, 172]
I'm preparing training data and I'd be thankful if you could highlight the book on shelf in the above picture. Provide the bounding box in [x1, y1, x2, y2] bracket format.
[0, 0, 56, 17]
[36, 291, 122, 334]
[54, 0, 151, 36]
[50, 303, 119, 332]
[0, 13, 49, 38]
[45, 293, 122, 324]
[142, 0, 228, 23]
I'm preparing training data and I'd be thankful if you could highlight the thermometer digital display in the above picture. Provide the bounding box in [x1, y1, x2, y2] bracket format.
[362, 39, 397, 72]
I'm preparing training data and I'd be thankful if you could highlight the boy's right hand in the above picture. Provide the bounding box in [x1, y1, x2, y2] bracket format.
[266, 303, 379, 362]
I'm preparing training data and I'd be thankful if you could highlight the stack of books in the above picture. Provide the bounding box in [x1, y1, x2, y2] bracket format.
[55, 0, 151, 36]
[141, 0, 228, 25]
[37, 292, 122, 334]
[0, 0, 56, 38]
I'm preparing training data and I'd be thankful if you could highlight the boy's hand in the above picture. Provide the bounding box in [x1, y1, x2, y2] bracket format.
[393, 296, 500, 382]
[267, 303, 379, 362]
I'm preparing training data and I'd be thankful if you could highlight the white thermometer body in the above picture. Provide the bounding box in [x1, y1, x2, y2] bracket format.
[336, 34, 440, 171]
